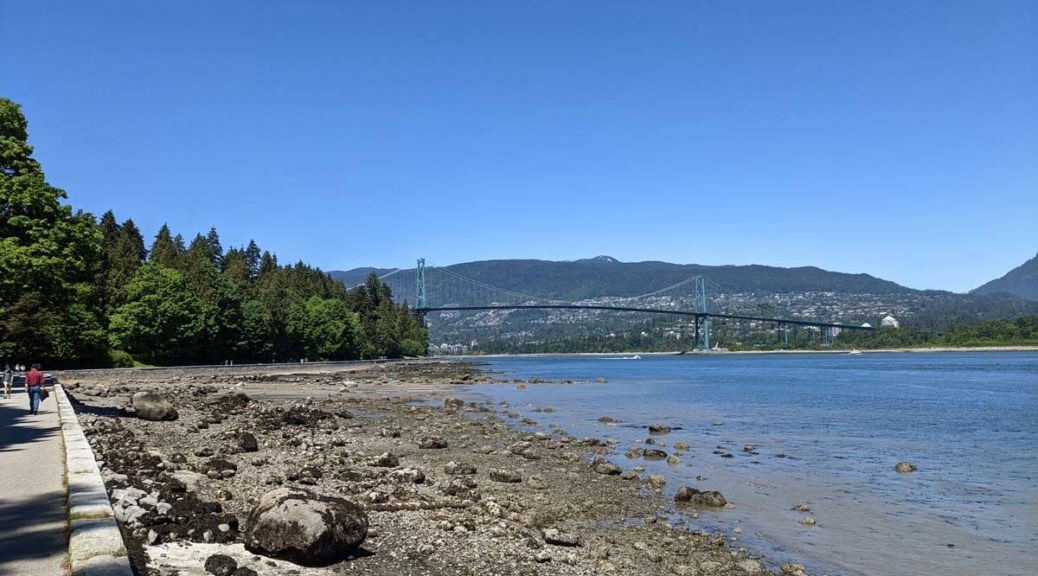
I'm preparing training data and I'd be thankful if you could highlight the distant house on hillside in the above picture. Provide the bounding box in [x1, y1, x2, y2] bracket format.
[881, 315, 900, 329]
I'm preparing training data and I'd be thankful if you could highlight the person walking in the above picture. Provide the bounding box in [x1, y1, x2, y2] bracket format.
[25, 363, 45, 415]
[2, 364, 11, 399]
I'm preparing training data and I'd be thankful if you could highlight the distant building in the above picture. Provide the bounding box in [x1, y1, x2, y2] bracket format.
[861, 322, 872, 328]
[881, 315, 900, 329]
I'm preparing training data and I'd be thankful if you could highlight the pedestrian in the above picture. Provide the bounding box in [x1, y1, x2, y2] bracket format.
[26, 363, 46, 415]
[2, 364, 11, 399]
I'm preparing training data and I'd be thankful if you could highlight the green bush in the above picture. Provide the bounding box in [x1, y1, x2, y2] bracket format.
[108, 349, 135, 368]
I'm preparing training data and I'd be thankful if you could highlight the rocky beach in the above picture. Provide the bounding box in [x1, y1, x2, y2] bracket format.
[60, 360, 806, 576]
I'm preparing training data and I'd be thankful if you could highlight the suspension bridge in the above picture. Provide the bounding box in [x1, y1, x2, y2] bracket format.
[352, 259, 874, 350]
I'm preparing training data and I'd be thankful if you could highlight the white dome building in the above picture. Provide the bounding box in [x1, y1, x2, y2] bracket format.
[861, 322, 872, 328]
[881, 315, 900, 329]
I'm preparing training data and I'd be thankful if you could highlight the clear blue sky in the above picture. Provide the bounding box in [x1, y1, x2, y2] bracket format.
[2, 1, 1035, 292]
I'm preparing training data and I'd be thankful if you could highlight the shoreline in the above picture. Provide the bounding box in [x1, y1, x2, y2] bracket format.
[458, 345, 1038, 359]
[61, 361, 804, 576]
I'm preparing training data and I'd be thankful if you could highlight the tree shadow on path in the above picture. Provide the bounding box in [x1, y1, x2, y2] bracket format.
[0, 401, 67, 576]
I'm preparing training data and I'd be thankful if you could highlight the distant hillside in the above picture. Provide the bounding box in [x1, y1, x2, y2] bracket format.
[329, 256, 1038, 351]
[329, 267, 397, 288]
[331, 256, 913, 300]
[973, 252, 1038, 301]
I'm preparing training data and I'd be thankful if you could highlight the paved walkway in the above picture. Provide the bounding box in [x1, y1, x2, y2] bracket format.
[0, 388, 68, 576]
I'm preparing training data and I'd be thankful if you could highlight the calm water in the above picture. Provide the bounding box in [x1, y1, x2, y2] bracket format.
[464, 352, 1038, 576]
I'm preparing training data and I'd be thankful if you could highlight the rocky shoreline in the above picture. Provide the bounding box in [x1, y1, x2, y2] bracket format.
[61, 361, 809, 576]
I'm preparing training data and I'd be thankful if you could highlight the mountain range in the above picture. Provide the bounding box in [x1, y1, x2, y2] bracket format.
[329, 254, 1038, 344]
[331, 254, 1038, 302]
[331, 256, 912, 300]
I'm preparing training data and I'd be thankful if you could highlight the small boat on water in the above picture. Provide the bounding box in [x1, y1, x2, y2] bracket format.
[602, 355, 642, 360]
[848, 349, 863, 355]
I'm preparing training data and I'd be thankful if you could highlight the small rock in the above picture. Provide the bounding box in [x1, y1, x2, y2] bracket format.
[895, 461, 917, 473]
[238, 433, 259, 452]
[444, 397, 466, 410]
[591, 457, 621, 475]
[388, 468, 426, 484]
[737, 559, 764, 574]
[370, 452, 399, 467]
[489, 468, 522, 483]
[543, 528, 582, 547]
[674, 486, 727, 507]
[648, 424, 671, 435]
[204, 554, 237, 576]
[644, 474, 666, 488]
[419, 436, 448, 449]
[643, 449, 668, 460]
[444, 461, 476, 475]
[801, 517, 816, 526]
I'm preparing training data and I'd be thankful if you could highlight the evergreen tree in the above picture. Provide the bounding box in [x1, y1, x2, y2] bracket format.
[259, 250, 278, 277]
[245, 240, 261, 279]
[205, 226, 223, 269]
[120, 219, 147, 262]
[221, 247, 252, 295]
[149, 224, 181, 268]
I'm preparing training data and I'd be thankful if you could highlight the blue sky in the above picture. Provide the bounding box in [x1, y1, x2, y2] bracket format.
[2, 1, 1035, 292]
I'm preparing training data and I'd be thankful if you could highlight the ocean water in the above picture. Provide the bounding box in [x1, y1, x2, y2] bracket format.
[463, 352, 1038, 576]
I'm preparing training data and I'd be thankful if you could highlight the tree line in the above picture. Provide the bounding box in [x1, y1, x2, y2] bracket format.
[1, 97, 426, 367]
[835, 316, 1038, 349]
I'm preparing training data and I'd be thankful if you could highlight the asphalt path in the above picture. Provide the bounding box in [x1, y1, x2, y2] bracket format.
[0, 387, 67, 576]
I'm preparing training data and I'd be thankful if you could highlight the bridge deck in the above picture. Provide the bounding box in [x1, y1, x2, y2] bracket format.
[417, 304, 872, 330]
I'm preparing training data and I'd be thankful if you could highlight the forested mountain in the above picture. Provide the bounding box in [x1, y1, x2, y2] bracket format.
[331, 256, 911, 299]
[331, 256, 1038, 353]
[973, 252, 1038, 301]
[0, 97, 426, 367]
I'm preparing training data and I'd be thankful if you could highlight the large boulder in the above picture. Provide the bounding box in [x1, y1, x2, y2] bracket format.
[131, 391, 178, 421]
[674, 487, 727, 507]
[244, 488, 368, 566]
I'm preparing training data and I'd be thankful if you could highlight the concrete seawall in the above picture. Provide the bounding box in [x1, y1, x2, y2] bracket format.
[56, 384, 134, 575]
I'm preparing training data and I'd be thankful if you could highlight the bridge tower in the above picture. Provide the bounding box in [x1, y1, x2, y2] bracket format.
[416, 258, 428, 309]
[694, 276, 710, 351]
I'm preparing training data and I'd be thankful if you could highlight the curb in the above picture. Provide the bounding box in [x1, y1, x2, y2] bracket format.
[55, 384, 134, 576]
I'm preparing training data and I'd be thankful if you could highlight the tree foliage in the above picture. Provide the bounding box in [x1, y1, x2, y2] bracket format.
[1, 97, 107, 365]
[0, 97, 427, 367]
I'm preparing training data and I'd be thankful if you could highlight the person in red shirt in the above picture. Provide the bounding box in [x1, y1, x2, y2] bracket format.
[25, 363, 46, 415]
